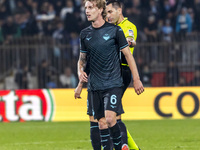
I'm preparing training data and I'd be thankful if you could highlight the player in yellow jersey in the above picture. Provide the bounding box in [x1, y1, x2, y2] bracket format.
[106, 0, 140, 150]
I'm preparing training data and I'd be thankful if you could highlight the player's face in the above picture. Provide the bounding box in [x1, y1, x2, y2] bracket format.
[106, 4, 120, 24]
[85, 1, 101, 22]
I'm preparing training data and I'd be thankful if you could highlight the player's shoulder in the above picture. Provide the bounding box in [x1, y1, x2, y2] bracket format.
[105, 22, 119, 29]
[80, 25, 92, 35]
[124, 18, 137, 30]
[104, 21, 121, 28]
[125, 19, 135, 26]
[103, 22, 121, 33]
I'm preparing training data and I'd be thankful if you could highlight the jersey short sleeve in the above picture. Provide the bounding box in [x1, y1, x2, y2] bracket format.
[80, 31, 87, 53]
[116, 26, 129, 50]
[124, 24, 137, 41]
[117, 18, 137, 55]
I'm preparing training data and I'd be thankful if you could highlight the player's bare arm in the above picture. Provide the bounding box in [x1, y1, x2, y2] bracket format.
[74, 82, 84, 99]
[78, 52, 88, 83]
[121, 46, 144, 95]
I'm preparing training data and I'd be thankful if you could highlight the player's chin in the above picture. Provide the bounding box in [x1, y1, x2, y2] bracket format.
[87, 17, 92, 21]
[108, 20, 114, 24]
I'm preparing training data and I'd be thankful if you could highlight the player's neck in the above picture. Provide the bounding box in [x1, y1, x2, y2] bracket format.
[117, 15, 124, 25]
[92, 17, 105, 28]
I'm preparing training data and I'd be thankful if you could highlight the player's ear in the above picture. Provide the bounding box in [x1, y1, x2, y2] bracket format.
[118, 7, 122, 14]
[99, 7, 103, 15]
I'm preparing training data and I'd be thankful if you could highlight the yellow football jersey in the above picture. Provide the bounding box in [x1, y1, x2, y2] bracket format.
[117, 17, 137, 55]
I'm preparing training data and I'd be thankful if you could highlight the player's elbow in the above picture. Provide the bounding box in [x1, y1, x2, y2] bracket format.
[122, 48, 132, 58]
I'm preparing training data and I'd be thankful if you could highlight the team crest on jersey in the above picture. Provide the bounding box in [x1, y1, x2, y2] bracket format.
[103, 34, 110, 41]
[128, 30, 134, 37]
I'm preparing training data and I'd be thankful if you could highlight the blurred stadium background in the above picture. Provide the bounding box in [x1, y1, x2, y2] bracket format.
[0, 0, 200, 149]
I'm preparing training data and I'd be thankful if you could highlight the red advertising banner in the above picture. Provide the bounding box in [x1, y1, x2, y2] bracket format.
[0, 90, 54, 122]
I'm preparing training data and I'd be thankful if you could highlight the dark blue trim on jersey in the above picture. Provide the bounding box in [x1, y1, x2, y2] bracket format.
[80, 50, 87, 53]
[120, 44, 129, 50]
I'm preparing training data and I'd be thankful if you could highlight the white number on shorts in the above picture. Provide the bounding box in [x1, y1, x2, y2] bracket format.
[110, 95, 117, 105]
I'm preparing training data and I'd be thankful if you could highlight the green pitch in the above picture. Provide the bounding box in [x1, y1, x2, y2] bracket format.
[0, 119, 199, 150]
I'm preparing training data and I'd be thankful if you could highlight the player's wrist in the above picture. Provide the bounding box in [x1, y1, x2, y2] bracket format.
[127, 37, 135, 47]
[133, 77, 140, 82]
[129, 41, 133, 47]
[79, 82, 84, 86]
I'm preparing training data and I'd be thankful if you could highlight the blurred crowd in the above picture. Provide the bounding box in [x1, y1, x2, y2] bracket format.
[0, 0, 88, 45]
[0, 0, 200, 44]
[0, 0, 200, 89]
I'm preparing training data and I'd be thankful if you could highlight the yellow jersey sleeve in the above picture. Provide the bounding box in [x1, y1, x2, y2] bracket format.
[117, 18, 137, 54]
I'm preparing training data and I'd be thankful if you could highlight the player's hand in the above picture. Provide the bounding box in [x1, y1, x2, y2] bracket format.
[133, 79, 144, 95]
[126, 37, 136, 47]
[78, 71, 88, 83]
[74, 85, 83, 99]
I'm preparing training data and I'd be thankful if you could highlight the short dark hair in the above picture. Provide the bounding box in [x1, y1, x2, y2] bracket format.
[106, 0, 122, 8]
